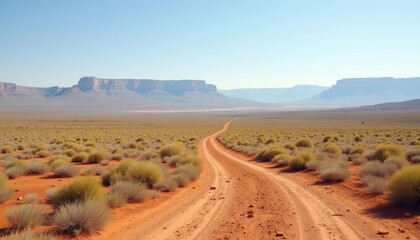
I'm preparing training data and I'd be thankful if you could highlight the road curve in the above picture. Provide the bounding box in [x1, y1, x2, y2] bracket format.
[93, 119, 387, 240]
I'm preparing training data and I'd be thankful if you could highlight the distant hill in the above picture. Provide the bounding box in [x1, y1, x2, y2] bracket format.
[301, 77, 420, 107]
[220, 85, 329, 103]
[356, 98, 420, 111]
[0, 77, 262, 110]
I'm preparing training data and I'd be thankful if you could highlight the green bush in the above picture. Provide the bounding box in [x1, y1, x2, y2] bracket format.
[71, 152, 89, 163]
[388, 165, 420, 207]
[87, 151, 106, 164]
[1, 146, 14, 154]
[317, 159, 350, 182]
[5, 166, 26, 179]
[53, 200, 110, 235]
[296, 138, 314, 148]
[8, 231, 57, 240]
[256, 146, 288, 162]
[63, 149, 76, 157]
[54, 163, 80, 178]
[50, 177, 105, 208]
[159, 142, 185, 159]
[176, 153, 202, 167]
[288, 151, 315, 170]
[6, 204, 45, 229]
[103, 160, 164, 187]
[0, 172, 13, 203]
[110, 181, 148, 203]
[367, 144, 405, 162]
[36, 151, 50, 158]
[25, 161, 50, 175]
[273, 154, 293, 167]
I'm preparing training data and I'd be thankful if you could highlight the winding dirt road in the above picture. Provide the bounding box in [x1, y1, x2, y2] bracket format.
[93, 120, 415, 240]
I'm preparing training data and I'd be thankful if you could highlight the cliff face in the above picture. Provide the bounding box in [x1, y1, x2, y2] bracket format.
[76, 77, 218, 96]
[0, 77, 220, 98]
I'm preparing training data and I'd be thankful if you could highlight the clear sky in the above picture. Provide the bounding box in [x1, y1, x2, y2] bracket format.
[1, 0, 420, 89]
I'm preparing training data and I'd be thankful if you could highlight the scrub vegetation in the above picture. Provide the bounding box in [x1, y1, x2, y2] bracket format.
[0, 116, 221, 237]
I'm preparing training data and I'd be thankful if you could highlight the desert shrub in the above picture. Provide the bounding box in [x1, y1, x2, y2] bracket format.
[87, 151, 106, 164]
[25, 193, 39, 203]
[111, 181, 148, 203]
[177, 164, 201, 181]
[367, 144, 405, 162]
[305, 159, 320, 171]
[388, 165, 420, 207]
[106, 192, 126, 208]
[45, 188, 59, 202]
[1, 146, 14, 154]
[412, 156, 420, 164]
[176, 153, 202, 167]
[361, 176, 387, 193]
[360, 161, 398, 179]
[350, 153, 367, 165]
[317, 159, 350, 182]
[111, 153, 124, 161]
[384, 156, 408, 170]
[288, 151, 316, 171]
[139, 150, 158, 161]
[36, 151, 50, 158]
[16, 144, 26, 151]
[323, 143, 341, 155]
[63, 142, 85, 153]
[256, 146, 288, 162]
[407, 148, 420, 163]
[53, 200, 110, 235]
[103, 160, 164, 187]
[156, 176, 179, 192]
[284, 143, 296, 151]
[159, 142, 185, 159]
[296, 138, 314, 148]
[0, 172, 13, 203]
[25, 161, 50, 175]
[50, 155, 70, 169]
[71, 152, 88, 163]
[54, 164, 80, 177]
[354, 136, 363, 142]
[8, 231, 58, 240]
[85, 142, 96, 148]
[272, 154, 293, 167]
[5, 166, 26, 179]
[5, 159, 26, 170]
[50, 177, 105, 208]
[6, 204, 45, 229]
[63, 149, 76, 157]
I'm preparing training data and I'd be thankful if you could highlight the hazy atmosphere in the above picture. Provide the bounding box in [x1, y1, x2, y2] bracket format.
[1, 0, 420, 89]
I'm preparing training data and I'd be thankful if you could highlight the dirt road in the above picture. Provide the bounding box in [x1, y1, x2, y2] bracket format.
[94, 120, 412, 240]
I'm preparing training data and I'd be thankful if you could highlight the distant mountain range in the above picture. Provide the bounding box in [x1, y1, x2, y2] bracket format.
[1, 76, 419, 110]
[0, 77, 260, 109]
[306, 77, 420, 107]
[220, 85, 329, 103]
[356, 98, 420, 111]
[222, 77, 420, 107]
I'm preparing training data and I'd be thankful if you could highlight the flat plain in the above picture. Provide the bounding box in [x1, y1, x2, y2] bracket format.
[0, 109, 419, 239]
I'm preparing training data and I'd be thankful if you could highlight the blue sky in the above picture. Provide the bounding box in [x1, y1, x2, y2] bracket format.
[1, 0, 420, 89]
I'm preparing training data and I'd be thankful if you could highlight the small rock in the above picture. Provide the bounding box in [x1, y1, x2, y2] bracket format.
[17, 197, 22, 201]
[210, 186, 216, 190]
[377, 230, 389, 235]
[247, 210, 254, 215]
[275, 231, 285, 237]
[249, 204, 255, 208]
[413, 221, 419, 225]
[14, 189, 19, 192]
[331, 213, 344, 217]
[51, 184, 56, 187]
[247, 214, 254, 218]
[404, 212, 411, 217]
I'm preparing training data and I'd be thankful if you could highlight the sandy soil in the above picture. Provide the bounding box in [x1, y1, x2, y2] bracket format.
[89, 119, 419, 240]
[2, 119, 419, 239]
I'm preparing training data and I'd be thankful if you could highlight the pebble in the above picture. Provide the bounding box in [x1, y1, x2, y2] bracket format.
[210, 186, 217, 190]
[377, 230, 389, 235]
